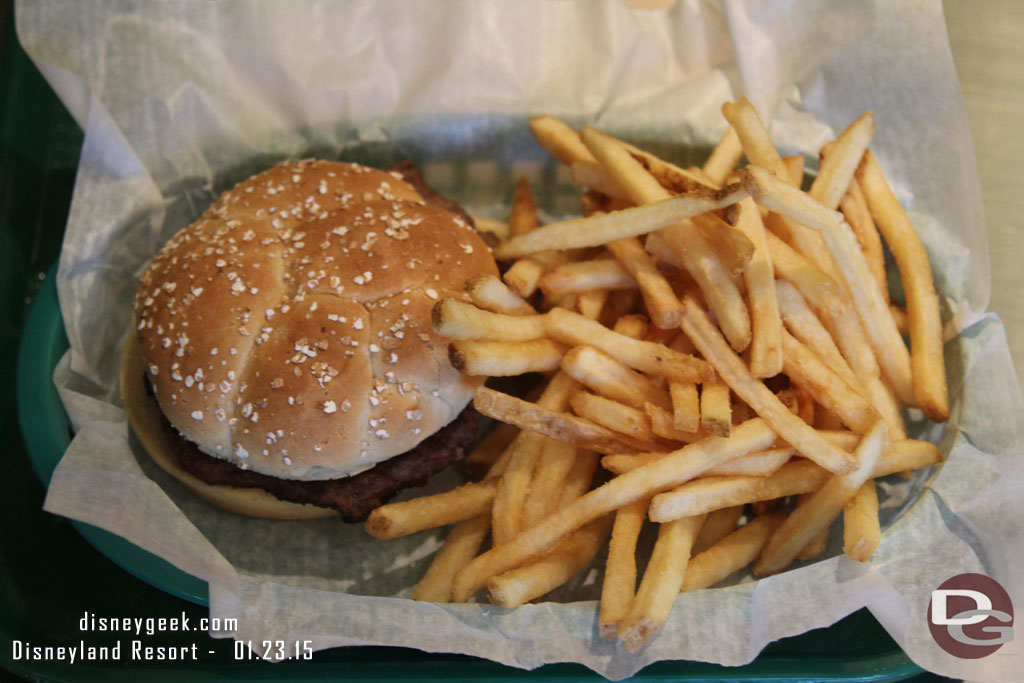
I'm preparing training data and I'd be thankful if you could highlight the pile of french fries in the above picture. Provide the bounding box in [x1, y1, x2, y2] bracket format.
[364, 99, 947, 652]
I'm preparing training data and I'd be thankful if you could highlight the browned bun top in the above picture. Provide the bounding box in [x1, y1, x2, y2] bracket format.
[133, 160, 497, 481]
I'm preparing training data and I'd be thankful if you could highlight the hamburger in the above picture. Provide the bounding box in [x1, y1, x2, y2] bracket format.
[120, 159, 499, 521]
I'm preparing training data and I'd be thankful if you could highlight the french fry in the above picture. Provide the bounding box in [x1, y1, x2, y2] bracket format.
[618, 513, 707, 652]
[474, 386, 655, 455]
[843, 481, 881, 562]
[645, 403, 705, 443]
[679, 295, 857, 475]
[702, 125, 743, 188]
[601, 446, 793, 477]
[493, 186, 747, 260]
[465, 274, 536, 316]
[732, 198, 783, 377]
[570, 160, 632, 200]
[692, 505, 744, 556]
[742, 165, 915, 406]
[472, 216, 510, 241]
[504, 250, 571, 298]
[491, 431, 549, 546]
[450, 418, 778, 601]
[488, 515, 613, 608]
[840, 178, 889, 303]
[365, 479, 499, 540]
[795, 492, 829, 560]
[576, 289, 610, 321]
[529, 115, 597, 166]
[669, 380, 701, 433]
[856, 149, 949, 421]
[432, 299, 546, 341]
[649, 437, 939, 521]
[612, 314, 649, 340]
[521, 439, 579, 530]
[682, 511, 785, 591]
[548, 307, 712, 383]
[623, 141, 717, 193]
[570, 391, 654, 442]
[561, 345, 673, 411]
[509, 176, 540, 236]
[448, 339, 567, 376]
[558, 450, 601, 508]
[780, 329, 881, 434]
[691, 211, 756, 278]
[754, 420, 888, 576]
[775, 279, 860, 389]
[700, 378, 732, 437]
[580, 125, 752, 352]
[782, 155, 805, 187]
[539, 259, 637, 297]
[599, 499, 648, 638]
[412, 515, 491, 602]
[809, 111, 875, 210]
[606, 236, 684, 329]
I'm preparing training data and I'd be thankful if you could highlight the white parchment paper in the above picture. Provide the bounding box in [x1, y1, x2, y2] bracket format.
[17, 0, 1024, 679]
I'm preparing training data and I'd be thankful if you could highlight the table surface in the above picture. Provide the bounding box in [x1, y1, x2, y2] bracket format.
[944, 0, 1024, 387]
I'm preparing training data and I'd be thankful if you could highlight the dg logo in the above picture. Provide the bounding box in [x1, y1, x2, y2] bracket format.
[928, 573, 1014, 659]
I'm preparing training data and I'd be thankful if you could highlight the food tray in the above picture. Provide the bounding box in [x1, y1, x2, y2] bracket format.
[3, 11, 925, 682]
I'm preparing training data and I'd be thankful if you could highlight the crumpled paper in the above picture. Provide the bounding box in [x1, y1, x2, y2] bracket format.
[16, 0, 1024, 679]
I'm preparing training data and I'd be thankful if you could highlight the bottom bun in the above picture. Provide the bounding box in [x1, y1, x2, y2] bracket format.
[120, 331, 337, 520]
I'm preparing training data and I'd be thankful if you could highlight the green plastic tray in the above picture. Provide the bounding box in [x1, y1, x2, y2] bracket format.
[3, 8, 928, 681]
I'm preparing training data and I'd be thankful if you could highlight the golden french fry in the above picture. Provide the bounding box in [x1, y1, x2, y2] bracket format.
[743, 165, 915, 406]
[691, 211, 756, 278]
[810, 112, 875, 210]
[599, 499, 648, 638]
[732, 198, 783, 377]
[601, 446, 793, 477]
[474, 386, 655, 455]
[493, 186, 746, 260]
[856, 149, 949, 422]
[529, 115, 597, 166]
[570, 160, 632, 200]
[669, 380, 701, 433]
[539, 259, 637, 297]
[365, 479, 499, 540]
[700, 378, 732, 438]
[840, 178, 889, 303]
[721, 98, 789, 179]
[612, 314, 649, 340]
[492, 431, 549, 546]
[571, 391, 654, 442]
[618, 513, 707, 652]
[548, 307, 712, 383]
[782, 155, 805, 187]
[561, 345, 673, 411]
[558, 450, 601, 508]
[509, 176, 539, 236]
[488, 515, 613, 608]
[702, 125, 743, 188]
[679, 295, 856, 474]
[412, 515, 491, 602]
[682, 511, 786, 591]
[450, 418, 778, 601]
[465, 274, 536, 316]
[649, 438, 938, 521]
[692, 505, 744, 556]
[432, 299, 546, 341]
[780, 328, 881, 434]
[775, 280, 860, 389]
[521, 439, 579, 530]
[448, 339, 567, 376]
[843, 481, 881, 562]
[754, 420, 888, 576]
[795, 492, 829, 560]
[576, 289, 610, 321]
[606, 236, 684, 329]
[623, 141, 717, 194]
[890, 304, 908, 336]
[580, 126, 752, 352]
[645, 403, 705, 443]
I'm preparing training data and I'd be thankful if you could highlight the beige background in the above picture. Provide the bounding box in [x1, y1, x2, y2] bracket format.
[944, 0, 1024, 386]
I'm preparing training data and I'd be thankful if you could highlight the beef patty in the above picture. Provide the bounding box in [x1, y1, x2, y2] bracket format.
[160, 398, 479, 522]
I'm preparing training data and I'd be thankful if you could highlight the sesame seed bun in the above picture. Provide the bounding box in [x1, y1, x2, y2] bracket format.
[128, 159, 497, 491]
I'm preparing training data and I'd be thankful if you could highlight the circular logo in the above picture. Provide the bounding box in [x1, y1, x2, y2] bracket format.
[927, 573, 1014, 658]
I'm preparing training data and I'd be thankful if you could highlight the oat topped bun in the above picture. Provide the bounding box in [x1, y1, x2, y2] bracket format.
[132, 159, 498, 482]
